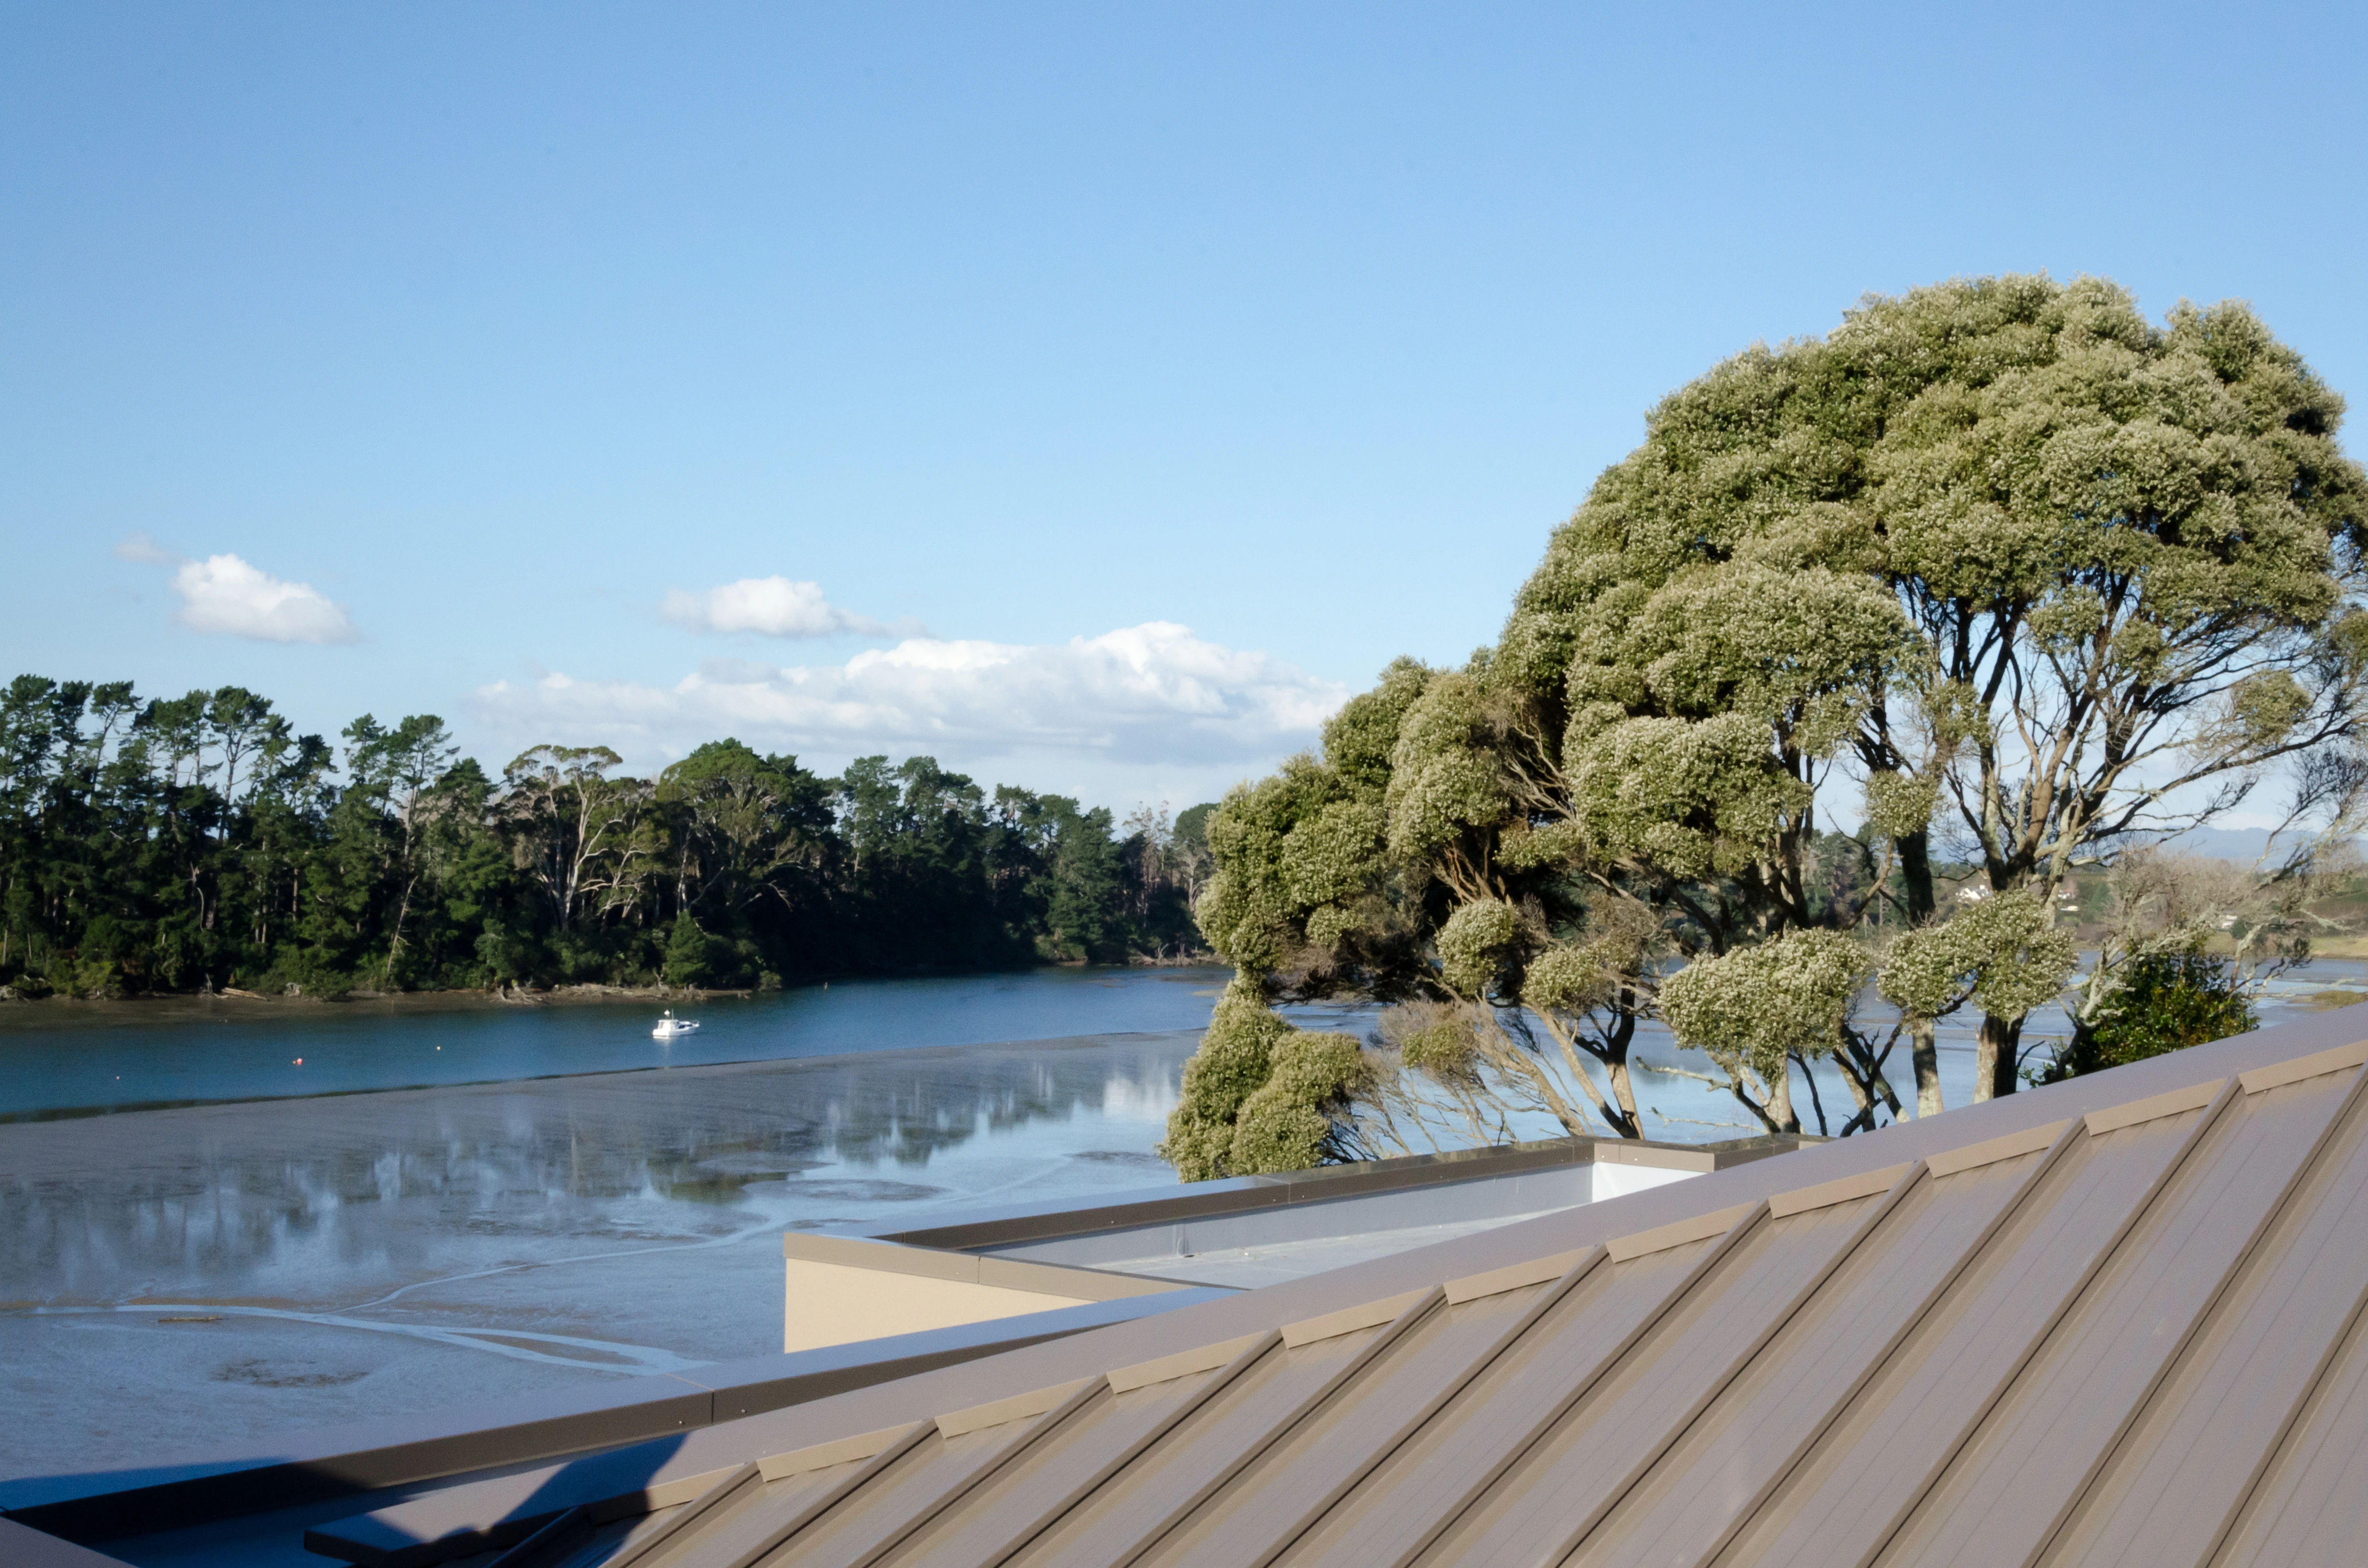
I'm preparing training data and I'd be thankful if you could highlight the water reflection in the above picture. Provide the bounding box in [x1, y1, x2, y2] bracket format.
[1, 1033, 1196, 1311]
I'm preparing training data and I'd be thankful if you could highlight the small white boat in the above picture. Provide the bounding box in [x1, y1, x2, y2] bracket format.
[652, 1010, 701, 1040]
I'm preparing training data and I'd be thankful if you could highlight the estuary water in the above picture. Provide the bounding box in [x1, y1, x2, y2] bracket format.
[0, 967, 1243, 1121]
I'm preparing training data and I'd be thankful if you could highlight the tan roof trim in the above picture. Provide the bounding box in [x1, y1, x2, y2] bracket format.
[627, 1464, 744, 1514]
[2240, 1038, 2368, 1095]
[936, 1376, 1104, 1439]
[781, 1231, 1182, 1301]
[973, 1255, 1184, 1300]
[783, 1231, 977, 1282]
[756, 1420, 929, 1482]
[1927, 1119, 2073, 1178]
[1106, 1330, 1276, 1395]
[1769, 1162, 1920, 1218]
[1283, 1287, 1438, 1348]
[2085, 1078, 2229, 1137]
[1607, 1201, 1764, 1263]
[1445, 1246, 1601, 1305]
[601, 1463, 756, 1568]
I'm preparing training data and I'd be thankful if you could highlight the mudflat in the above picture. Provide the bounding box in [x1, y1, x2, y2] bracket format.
[0, 1028, 1199, 1482]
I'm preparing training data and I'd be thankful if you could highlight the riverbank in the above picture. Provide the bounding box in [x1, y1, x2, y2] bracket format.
[0, 980, 756, 1025]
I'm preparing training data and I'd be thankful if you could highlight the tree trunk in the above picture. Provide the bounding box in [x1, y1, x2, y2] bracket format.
[1901, 829, 1944, 1115]
[1912, 1018, 1942, 1117]
[1973, 1011, 2023, 1101]
[1898, 828, 1936, 921]
[1768, 1061, 1799, 1133]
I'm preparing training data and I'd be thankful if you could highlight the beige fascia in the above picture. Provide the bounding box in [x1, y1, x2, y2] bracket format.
[783, 1232, 1188, 1354]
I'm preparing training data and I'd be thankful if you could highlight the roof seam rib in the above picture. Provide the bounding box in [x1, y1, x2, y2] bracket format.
[1241, 1249, 1612, 1568]
[1680, 1115, 2088, 1568]
[1854, 1076, 2245, 1568]
[2027, 1061, 2368, 1563]
[1377, 1200, 1771, 1568]
[1538, 1161, 1930, 1568]
[1102, 1287, 1448, 1568]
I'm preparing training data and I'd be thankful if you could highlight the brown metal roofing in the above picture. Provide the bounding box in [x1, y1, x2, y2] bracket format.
[324, 1013, 2368, 1568]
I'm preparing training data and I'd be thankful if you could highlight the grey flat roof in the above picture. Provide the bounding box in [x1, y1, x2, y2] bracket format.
[259, 1001, 2368, 1568]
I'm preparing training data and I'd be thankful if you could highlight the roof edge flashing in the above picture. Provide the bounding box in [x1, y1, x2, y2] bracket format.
[2239, 1036, 2368, 1095]
[1107, 1331, 1276, 1394]
[1607, 1201, 1763, 1262]
[2085, 1078, 2228, 1137]
[1445, 1246, 1599, 1304]
[1282, 1287, 1438, 1348]
[1769, 1162, 1919, 1218]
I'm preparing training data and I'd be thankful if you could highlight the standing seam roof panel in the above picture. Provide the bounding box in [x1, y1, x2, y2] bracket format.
[1000, 1326, 1383, 1568]
[633, 1462, 870, 1568]
[1566, 1147, 2051, 1568]
[1874, 1069, 2361, 1568]
[1414, 1194, 1888, 1568]
[2201, 1222, 2368, 1565]
[868, 1370, 1224, 1568]
[1709, 1105, 2212, 1568]
[2042, 1065, 2368, 1568]
[1269, 1237, 1725, 1568]
[752, 1416, 1061, 1568]
[1127, 1280, 1552, 1568]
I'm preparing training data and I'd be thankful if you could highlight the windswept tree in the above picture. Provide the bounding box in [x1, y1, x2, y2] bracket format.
[1177, 275, 2368, 1173]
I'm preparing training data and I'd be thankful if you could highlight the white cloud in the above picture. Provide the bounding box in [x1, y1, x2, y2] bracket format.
[170, 553, 361, 645]
[112, 530, 176, 565]
[477, 622, 1347, 770]
[661, 576, 908, 638]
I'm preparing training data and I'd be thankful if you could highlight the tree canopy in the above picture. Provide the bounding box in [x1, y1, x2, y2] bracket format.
[0, 674, 1214, 999]
[1171, 275, 2368, 1173]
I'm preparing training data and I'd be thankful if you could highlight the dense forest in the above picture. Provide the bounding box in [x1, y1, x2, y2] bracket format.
[0, 675, 1216, 999]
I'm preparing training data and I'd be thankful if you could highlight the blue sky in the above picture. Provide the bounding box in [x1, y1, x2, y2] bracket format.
[4, 1, 2364, 812]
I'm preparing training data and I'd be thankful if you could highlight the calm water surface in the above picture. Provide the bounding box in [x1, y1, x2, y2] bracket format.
[0, 968, 1238, 1120]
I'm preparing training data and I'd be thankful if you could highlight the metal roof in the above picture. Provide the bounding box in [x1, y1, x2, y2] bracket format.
[304, 1008, 2368, 1568]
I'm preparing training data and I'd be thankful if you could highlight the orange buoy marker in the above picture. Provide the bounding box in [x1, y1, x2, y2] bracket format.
[293, 1058, 303, 1066]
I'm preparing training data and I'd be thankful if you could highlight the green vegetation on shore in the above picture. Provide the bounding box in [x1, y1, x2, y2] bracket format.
[0, 678, 1216, 999]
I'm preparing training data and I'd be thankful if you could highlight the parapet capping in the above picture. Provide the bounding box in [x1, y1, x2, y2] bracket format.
[866, 1128, 1811, 1255]
[779, 1231, 1188, 1299]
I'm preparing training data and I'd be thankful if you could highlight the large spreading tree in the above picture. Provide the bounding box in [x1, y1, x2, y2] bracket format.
[1168, 276, 2368, 1175]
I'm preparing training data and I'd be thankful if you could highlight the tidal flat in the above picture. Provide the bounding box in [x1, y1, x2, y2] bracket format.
[0, 1023, 1203, 1481]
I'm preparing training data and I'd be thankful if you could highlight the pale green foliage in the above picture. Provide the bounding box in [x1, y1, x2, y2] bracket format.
[1662, 928, 1870, 1083]
[1386, 1001, 1482, 1085]
[1228, 1030, 1368, 1174]
[1159, 977, 1293, 1180]
[1322, 659, 1432, 802]
[1159, 979, 1370, 1180]
[1434, 898, 1523, 998]
[1278, 802, 1387, 909]
[1563, 711, 1811, 879]
[1384, 674, 1508, 863]
[1862, 770, 1938, 841]
[1521, 943, 1611, 1016]
[1877, 894, 2078, 1022]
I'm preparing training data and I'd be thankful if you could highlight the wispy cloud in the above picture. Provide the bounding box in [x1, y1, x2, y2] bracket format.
[660, 576, 914, 638]
[112, 531, 176, 565]
[478, 622, 1345, 768]
[115, 535, 361, 645]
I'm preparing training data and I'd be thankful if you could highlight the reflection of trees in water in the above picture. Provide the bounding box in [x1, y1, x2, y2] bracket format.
[0, 1040, 1191, 1299]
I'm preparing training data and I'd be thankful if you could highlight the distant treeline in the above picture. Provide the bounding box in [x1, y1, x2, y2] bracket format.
[0, 676, 1217, 999]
